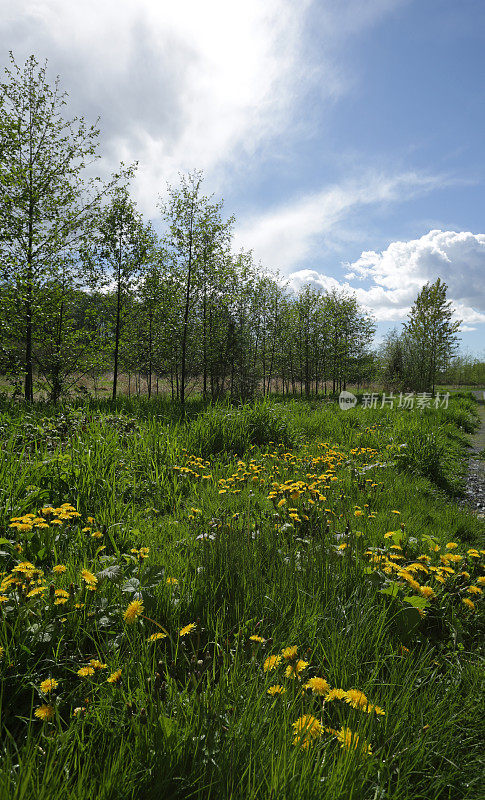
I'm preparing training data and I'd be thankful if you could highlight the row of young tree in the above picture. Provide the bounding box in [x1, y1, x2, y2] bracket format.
[0, 53, 379, 403]
[1, 53, 477, 404]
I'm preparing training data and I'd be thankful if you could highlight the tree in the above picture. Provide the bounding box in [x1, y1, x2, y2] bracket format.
[83, 187, 151, 398]
[159, 171, 233, 406]
[403, 278, 461, 394]
[0, 52, 132, 401]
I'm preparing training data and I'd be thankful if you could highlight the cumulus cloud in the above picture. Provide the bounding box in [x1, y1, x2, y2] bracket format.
[288, 230, 485, 324]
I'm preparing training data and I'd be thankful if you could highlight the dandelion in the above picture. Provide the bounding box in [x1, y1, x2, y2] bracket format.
[166, 577, 178, 586]
[263, 655, 282, 672]
[467, 586, 482, 595]
[34, 704, 55, 722]
[179, 622, 196, 637]
[107, 669, 122, 683]
[39, 678, 58, 694]
[249, 635, 264, 643]
[325, 688, 347, 702]
[52, 565, 67, 574]
[281, 645, 298, 660]
[81, 569, 97, 588]
[77, 666, 95, 678]
[477, 576, 485, 586]
[292, 714, 323, 748]
[462, 597, 475, 610]
[335, 726, 372, 756]
[89, 659, 107, 669]
[285, 659, 309, 679]
[303, 677, 330, 696]
[267, 684, 286, 696]
[446, 542, 458, 550]
[123, 599, 144, 624]
[148, 632, 167, 642]
[419, 586, 436, 599]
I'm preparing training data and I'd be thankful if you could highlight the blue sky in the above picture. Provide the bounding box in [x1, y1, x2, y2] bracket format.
[2, 0, 484, 353]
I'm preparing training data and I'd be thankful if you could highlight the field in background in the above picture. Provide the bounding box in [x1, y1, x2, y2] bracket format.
[0, 394, 484, 799]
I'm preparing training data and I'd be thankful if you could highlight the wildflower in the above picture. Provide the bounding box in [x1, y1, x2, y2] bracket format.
[39, 678, 58, 694]
[89, 659, 107, 669]
[77, 667, 95, 678]
[263, 655, 282, 672]
[148, 632, 167, 642]
[166, 577, 178, 586]
[123, 599, 144, 624]
[419, 586, 436, 599]
[52, 565, 67, 574]
[81, 569, 97, 588]
[281, 645, 298, 660]
[467, 585, 482, 595]
[325, 688, 347, 702]
[462, 598, 475, 610]
[303, 677, 330, 696]
[285, 659, 309, 679]
[267, 684, 286, 696]
[107, 669, 122, 683]
[34, 704, 55, 722]
[344, 689, 370, 711]
[292, 714, 323, 748]
[477, 576, 485, 586]
[446, 542, 458, 550]
[249, 635, 264, 643]
[335, 726, 372, 756]
[91, 530, 103, 539]
[179, 622, 196, 637]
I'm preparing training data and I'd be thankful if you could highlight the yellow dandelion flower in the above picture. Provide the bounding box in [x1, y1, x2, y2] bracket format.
[267, 684, 286, 696]
[446, 542, 458, 550]
[419, 586, 436, 599]
[281, 645, 298, 660]
[179, 622, 196, 637]
[303, 677, 330, 696]
[148, 632, 167, 642]
[52, 565, 66, 574]
[344, 689, 370, 711]
[166, 577, 178, 585]
[476, 576, 485, 586]
[292, 714, 323, 748]
[263, 654, 282, 672]
[77, 666, 95, 677]
[462, 597, 475, 610]
[40, 678, 58, 694]
[123, 599, 144, 624]
[89, 659, 107, 669]
[34, 704, 55, 721]
[249, 635, 264, 643]
[285, 659, 309, 679]
[81, 569, 97, 587]
[325, 688, 347, 702]
[467, 585, 482, 595]
[335, 726, 372, 756]
[107, 669, 122, 683]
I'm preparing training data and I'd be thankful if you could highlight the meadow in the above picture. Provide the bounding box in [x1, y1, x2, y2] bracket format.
[0, 394, 483, 800]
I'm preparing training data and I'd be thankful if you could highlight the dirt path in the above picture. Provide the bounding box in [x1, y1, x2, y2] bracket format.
[463, 394, 485, 518]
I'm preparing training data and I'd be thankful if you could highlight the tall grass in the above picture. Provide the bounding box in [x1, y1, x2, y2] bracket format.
[0, 394, 483, 799]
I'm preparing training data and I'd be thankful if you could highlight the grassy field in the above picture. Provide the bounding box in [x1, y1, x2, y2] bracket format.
[0, 394, 484, 799]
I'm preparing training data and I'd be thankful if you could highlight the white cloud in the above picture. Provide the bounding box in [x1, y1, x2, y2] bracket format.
[288, 230, 485, 324]
[233, 171, 444, 271]
[2, 0, 406, 215]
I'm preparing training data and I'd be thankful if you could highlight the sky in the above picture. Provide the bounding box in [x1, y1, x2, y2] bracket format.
[2, 0, 485, 353]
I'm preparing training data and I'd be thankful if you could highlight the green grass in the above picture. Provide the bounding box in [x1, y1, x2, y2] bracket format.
[0, 395, 483, 799]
